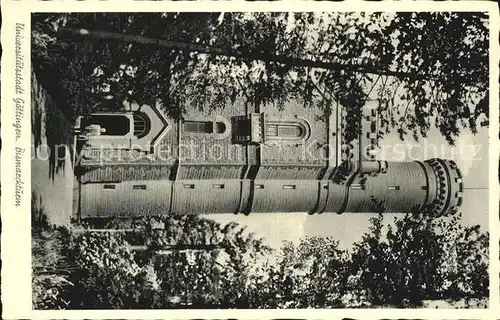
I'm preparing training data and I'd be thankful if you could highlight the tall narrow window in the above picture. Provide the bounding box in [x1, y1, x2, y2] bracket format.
[184, 121, 213, 133]
[184, 120, 228, 136]
[351, 184, 365, 190]
[235, 119, 251, 136]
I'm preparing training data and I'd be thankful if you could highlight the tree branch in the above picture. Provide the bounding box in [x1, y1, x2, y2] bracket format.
[58, 27, 475, 84]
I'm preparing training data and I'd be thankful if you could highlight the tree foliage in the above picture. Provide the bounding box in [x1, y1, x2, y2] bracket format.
[33, 212, 488, 309]
[32, 12, 489, 144]
[38, 215, 271, 309]
[246, 211, 488, 309]
[349, 211, 489, 307]
[245, 236, 354, 308]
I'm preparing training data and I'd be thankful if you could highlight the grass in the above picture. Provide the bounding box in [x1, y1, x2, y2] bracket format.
[32, 193, 76, 309]
[32, 226, 75, 309]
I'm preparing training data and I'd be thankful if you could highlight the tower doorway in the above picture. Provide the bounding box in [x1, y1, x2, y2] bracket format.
[82, 114, 132, 136]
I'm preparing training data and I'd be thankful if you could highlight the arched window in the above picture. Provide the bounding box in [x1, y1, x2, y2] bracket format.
[265, 120, 309, 142]
[215, 122, 226, 134]
[266, 124, 304, 138]
[133, 112, 151, 138]
[183, 121, 227, 134]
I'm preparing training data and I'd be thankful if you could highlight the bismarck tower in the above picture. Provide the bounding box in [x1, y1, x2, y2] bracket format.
[73, 98, 463, 219]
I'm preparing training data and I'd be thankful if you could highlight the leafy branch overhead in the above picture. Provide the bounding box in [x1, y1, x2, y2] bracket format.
[32, 12, 489, 144]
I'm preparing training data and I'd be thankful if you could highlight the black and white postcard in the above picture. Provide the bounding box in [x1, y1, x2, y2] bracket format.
[1, 1, 499, 319]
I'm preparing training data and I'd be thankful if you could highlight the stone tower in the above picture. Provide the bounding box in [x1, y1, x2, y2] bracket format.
[73, 98, 463, 219]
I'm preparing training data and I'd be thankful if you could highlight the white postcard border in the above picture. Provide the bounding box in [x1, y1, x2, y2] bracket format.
[1, 1, 499, 319]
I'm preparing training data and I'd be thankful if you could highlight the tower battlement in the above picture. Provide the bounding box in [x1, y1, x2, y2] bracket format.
[424, 158, 464, 217]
